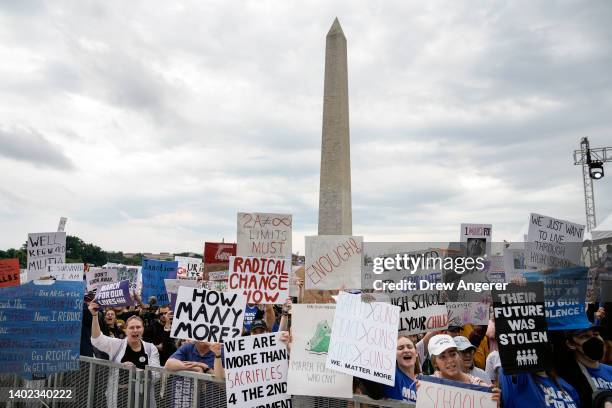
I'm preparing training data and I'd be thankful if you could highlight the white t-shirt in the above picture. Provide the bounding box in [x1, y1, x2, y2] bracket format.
[485, 350, 501, 383]
[470, 366, 491, 384]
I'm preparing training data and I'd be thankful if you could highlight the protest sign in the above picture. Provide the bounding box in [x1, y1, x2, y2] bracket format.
[0, 280, 84, 379]
[524, 267, 590, 330]
[201, 280, 228, 292]
[526, 213, 585, 269]
[171, 287, 246, 343]
[57, 216, 67, 232]
[0, 258, 20, 288]
[290, 266, 303, 297]
[305, 235, 363, 290]
[286, 304, 352, 398]
[95, 280, 133, 307]
[20, 269, 27, 284]
[502, 248, 532, 282]
[461, 223, 492, 257]
[27, 232, 66, 280]
[487, 255, 506, 283]
[115, 265, 139, 293]
[175, 256, 202, 280]
[390, 293, 449, 335]
[326, 292, 399, 385]
[86, 267, 118, 291]
[237, 213, 292, 259]
[141, 259, 177, 305]
[447, 302, 490, 327]
[416, 375, 496, 408]
[224, 332, 291, 408]
[203, 242, 236, 280]
[228, 256, 290, 304]
[209, 270, 229, 281]
[164, 279, 201, 310]
[48, 263, 84, 281]
[492, 282, 551, 374]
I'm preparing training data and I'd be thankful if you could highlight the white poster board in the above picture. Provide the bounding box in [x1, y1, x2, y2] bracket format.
[526, 213, 584, 269]
[86, 267, 118, 291]
[305, 236, 363, 290]
[47, 263, 84, 281]
[416, 376, 496, 408]
[228, 256, 290, 304]
[27, 232, 66, 281]
[175, 256, 202, 280]
[460, 223, 492, 257]
[391, 293, 449, 335]
[326, 293, 399, 386]
[237, 212, 292, 259]
[224, 332, 291, 408]
[286, 304, 353, 398]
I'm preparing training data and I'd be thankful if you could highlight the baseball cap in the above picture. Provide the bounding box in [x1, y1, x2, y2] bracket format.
[429, 334, 457, 356]
[250, 319, 268, 332]
[453, 336, 476, 352]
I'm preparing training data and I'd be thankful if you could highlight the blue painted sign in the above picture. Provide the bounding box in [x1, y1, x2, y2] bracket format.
[141, 259, 177, 305]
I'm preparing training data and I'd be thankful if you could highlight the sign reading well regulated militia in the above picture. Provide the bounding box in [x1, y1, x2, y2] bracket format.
[228, 256, 290, 304]
[27, 232, 66, 281]
[492, 282, 551, 374]
[526, 213, 584, 269]
[237, 212, 292, 259]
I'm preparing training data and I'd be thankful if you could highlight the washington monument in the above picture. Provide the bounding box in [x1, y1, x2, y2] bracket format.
[318, 18, 352, 235]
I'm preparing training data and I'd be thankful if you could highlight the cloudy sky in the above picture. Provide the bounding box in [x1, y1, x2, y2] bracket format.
[1, 0, 611, 254]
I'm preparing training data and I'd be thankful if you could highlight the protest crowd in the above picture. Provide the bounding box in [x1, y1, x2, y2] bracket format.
[1, 214, 612, 408]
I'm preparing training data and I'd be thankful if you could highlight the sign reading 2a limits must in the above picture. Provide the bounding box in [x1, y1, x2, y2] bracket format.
[492, 282, 552, 374]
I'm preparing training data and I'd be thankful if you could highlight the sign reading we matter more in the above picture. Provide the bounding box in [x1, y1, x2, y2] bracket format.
[228, 256, 290, 304]
[27, 232, 66, 281]
[237, 212, 292, 259]
[526, 213, 584, 269]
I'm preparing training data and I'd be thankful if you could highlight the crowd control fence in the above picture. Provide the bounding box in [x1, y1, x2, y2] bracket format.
[0, 356, 414, 408]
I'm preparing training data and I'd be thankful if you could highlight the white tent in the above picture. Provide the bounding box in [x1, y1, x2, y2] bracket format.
[591, 213, 612, 241]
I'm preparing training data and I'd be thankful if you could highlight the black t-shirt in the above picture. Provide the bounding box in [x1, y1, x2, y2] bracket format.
[121, 342, 148, 369]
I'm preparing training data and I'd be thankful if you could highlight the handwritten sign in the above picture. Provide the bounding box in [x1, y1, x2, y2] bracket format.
[326, 292, 399, 385]
[115, 265, 139, 293]
[175, 256, 202, 280]
[27, 232, 66, 281]
[224, 333, 291, 408]
[461, 223, 492, 257]
[526, 213, 584, 269]
[237, 213, 292, 259]
[0, 258, 20, 288]
[164, 278, 201, 310]
[391, 293, 449, 335]
[0, 280, 84, 379]
[141, 259, 177, 305]
[209, 270, 229, 281]
[171, 287, 246, 343]
[228, 256, 290, 304]
[447, 302, 490, 327]
[286, 304, 353, 398]
[48, 263, 84, 281]
[492, 282, 551, 374]
[86, 267, 118, 291]
[95, 280, 133, 307]
[416, 375, 496, 408]
[57, 217, 67, 232]
[305, 236, 363, 290]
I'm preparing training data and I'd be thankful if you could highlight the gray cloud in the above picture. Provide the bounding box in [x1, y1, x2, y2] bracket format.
[0, 127, 75, 170]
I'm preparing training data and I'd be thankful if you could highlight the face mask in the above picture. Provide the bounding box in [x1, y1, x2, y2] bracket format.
[580, 337, 605, 361]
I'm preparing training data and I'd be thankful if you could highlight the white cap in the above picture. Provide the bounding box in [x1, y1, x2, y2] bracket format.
[453, 336, 476, 351]
[429, 334, 457, 356]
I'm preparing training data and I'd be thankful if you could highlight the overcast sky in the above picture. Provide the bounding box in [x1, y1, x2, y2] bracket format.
[1, 0, 611, 254]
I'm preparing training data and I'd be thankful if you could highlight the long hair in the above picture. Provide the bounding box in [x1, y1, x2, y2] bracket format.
[398, 335, 421, 375]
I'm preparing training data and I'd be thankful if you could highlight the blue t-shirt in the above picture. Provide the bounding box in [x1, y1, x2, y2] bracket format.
[169, 343, 222, 408]
[383, 366, 417, 403]
[243, 305, 259, 332]
[499, 369, 581, 408]
[587, 364, 612, 391]
[170, 343, 215, 368]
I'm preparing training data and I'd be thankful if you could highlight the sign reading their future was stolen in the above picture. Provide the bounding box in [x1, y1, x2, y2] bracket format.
[27, 232, 66, 281]
[141, 259, 178, 305]
[492, 282, 552, 374]
[224, 332, 291, 408]
[171, 287, 246, 343]
[526, 213, 585, 270]
[326, 292, 400, 386]
[237, 212, 292, 259]
[305, 235, 363, 290]
[228, 256, 290, 304]
[0, 280, 84, 379]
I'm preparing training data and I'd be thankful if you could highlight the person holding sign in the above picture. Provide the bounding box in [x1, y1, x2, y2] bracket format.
[383, 335, 421, 403]
[427, 335, 501, 403]
[498, 369, 581, 408]
[454, 336, 491, 383]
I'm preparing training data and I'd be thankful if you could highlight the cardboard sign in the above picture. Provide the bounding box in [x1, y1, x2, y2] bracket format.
[27, 232, 66, 280]
[461, 223, 492, 257]
[86, 267, 118, 291]
[48, 263, 84, 281]
[447, 302, 490, 327]
[94, 280, 133, 307]
[526, 213, 584, 269]
[171, 287, 246, 343]
[209, 270, 229, 281]
[141, 259, 178, 305]
[305, 236, 363, 290]
[286, 304, 353, 398]
[204, 242, 237, 264]
[0, 280, 84, 379]
[57, 217, 67, 232]
[228, 256, 290, 304]
[175, 256, 202, 280]
[492, 282, 552, 374]
[326, 292, 399, 385]
[115, 265, 139, 293]
[237, 213, 292, 259]
[416, 375, 496, 408]
[524, 267, 590, 331]
[0, 258, 20, 288]
[224, 333, 291, 408]
[391, 293, 449, 335]
[164, 278, 201, 310]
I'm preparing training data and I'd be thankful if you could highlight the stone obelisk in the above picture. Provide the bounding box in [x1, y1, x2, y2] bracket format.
[318, 18, 352, 235]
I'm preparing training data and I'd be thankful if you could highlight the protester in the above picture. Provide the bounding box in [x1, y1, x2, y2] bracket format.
[383, 335, 420, 403]
[499, 369, 581, 408]
[454, 335, 491, 383]
[248, 319, 269, 335]
[484, 319, 501, 385]
[143, 306, 177, 365]
[104, 309, 125, 339]
[165, 341, 224, 378]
